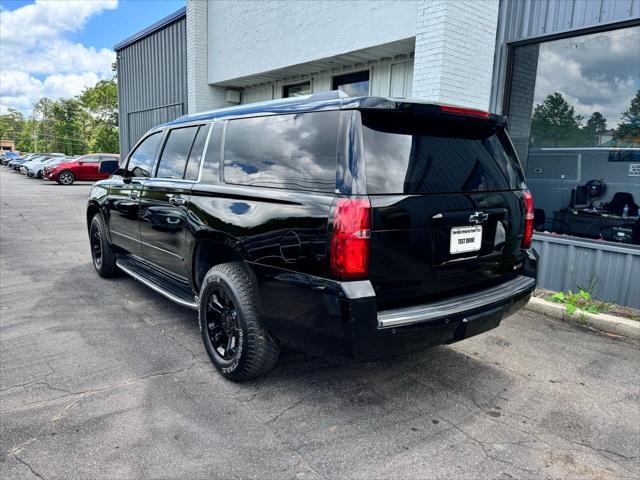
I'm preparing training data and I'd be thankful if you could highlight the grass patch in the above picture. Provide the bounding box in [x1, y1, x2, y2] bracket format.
[547, 289, 610, 316]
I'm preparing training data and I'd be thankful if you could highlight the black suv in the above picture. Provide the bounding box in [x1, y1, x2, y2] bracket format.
[87, 93, 537, 381]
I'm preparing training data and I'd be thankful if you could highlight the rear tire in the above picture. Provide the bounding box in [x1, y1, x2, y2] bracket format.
[199, 262, 279, 382]
[90, 213, 118, 278]
[57, 170, 75, 185]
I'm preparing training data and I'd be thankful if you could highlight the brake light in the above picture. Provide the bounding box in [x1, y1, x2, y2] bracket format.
[330, 197, 371, 280]
[440, 105, 490, 118]
[522, 189, 534, 249]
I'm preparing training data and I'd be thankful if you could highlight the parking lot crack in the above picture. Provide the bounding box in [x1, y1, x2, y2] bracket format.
[12, 452, 45, 480]
[266, 397, 307, 424]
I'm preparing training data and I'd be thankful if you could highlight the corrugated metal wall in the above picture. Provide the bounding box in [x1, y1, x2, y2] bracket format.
[241, 57, 414, 104]
[491, 0, 640, 112]
[533, 234, 640, 308]
[116, 16, 187, 157]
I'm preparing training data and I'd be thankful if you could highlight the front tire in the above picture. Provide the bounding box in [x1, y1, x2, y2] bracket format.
[90, 213, 118, 278]
[199, 262, 279, 382]
[57, 170, 75, 185]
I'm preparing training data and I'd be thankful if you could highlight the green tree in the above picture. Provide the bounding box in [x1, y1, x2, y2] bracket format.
[530, 92, 584, 147]
[50, 98, 86, 155]
[585, 112, 607, 134]
[614, 89, 640, 146]
[0, 108, 25, 143]
[581, 112, 608, 147]
[79, 79, 119, 153]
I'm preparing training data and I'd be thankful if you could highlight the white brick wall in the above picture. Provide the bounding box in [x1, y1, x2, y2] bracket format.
[186, 0, 234, 113]
[412, 0, 499, 111]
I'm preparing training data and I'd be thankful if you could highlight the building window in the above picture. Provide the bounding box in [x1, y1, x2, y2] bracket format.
[332, 70, 370, 97]
[506, 26, 640, 246]
[283, 81, 311, 98]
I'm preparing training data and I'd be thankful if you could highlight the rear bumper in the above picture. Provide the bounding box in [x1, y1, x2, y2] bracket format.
[252, 251, 537, 359]
[377, 275, 535, 329]
[346, 275, 534, 360]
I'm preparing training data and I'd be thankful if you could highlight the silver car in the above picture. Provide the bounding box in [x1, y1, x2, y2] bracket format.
[22, 157, 67, 178]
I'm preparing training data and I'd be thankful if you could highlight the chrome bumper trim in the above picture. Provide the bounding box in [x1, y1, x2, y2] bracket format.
[377, 275, 535, 329]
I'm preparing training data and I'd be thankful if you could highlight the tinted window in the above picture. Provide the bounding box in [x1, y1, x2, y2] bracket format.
[156, 127, 199, 179]
[362, 111, 524, 194]
[200, 123, 224, 184]
[184, 125, 210, 180]
[126, 132, 162, 178]
[223, 111, 339, 192]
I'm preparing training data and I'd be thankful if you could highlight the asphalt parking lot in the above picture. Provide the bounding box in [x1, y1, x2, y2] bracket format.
[1, 167, 639, 480]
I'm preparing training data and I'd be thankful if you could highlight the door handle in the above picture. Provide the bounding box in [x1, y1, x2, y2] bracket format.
[130, 191, 139, 200]
[169, 196, 186, 206]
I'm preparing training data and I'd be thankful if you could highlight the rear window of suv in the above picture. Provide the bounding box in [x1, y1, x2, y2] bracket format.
[361, 110, 524, 194]
[222, 111, 339, 192]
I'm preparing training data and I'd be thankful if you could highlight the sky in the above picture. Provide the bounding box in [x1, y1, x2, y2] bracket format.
[0, 0, 184, 115]
[533, 26, 640, 129]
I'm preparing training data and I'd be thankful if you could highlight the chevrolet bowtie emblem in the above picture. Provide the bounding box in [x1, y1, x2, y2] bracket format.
[469, 211, 489, 224]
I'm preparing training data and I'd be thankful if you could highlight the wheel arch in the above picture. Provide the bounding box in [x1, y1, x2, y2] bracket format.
[190, 233, 258, 296]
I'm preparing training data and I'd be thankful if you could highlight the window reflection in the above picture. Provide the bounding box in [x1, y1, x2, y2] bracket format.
[507, 26, 640, 244]
[362, 112, 523, 194]
[332, 71, 370, 97]
[126, 132, 162, 178]
[223, 112, 339, 192]
[157, 126, 198, 179]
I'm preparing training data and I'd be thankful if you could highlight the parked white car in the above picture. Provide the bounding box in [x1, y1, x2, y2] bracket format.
[22, 157, 68, 178]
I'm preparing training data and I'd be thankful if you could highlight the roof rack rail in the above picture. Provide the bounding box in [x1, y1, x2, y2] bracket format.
[307, 90, 349, 101]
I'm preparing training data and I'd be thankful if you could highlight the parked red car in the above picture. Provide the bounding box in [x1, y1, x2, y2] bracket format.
[44, 153, 120, 185]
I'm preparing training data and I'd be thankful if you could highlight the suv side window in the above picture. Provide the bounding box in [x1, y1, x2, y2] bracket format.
[156, 126, 199, 179]
[200, 123, 224, 184]
[222, 111, 339, 192]
[125, 132, 163, 178]
[184, 125, 210, 180]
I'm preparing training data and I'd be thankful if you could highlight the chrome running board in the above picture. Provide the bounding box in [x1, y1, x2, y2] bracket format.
[116, 259, 198, 310]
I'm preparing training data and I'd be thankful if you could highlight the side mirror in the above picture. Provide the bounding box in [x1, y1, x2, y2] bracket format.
[99, 159, 119, 175]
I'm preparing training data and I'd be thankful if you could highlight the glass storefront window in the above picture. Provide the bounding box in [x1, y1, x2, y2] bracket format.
[507, 26, 640, 246]
[283, 81, 311, 98]
[332, 70, 370, 97]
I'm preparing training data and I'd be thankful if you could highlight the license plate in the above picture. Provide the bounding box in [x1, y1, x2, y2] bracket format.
[450, 226, 483, 254]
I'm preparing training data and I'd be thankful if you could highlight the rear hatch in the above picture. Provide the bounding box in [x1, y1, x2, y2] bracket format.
[360, 108, 528, 310]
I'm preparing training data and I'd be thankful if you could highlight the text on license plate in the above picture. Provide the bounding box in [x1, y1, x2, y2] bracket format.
[450, 225, 483, 254]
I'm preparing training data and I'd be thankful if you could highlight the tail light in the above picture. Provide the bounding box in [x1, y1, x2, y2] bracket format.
[330, 197, 371, 280]
[522, 189, 534, 249]
[440, 105, 490, 118]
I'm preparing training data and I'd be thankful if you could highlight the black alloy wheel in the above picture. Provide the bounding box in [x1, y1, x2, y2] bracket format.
[205, 288, 240, 361]
[89, 214, 118, 278]
[199, 262, 279, 381]
[90, 224, 103, 269]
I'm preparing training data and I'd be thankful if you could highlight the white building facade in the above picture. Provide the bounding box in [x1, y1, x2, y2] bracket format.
[187, 0, 501, 112]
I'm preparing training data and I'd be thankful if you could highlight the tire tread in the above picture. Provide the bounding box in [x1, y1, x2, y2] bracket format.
[200, 262, 279, 382]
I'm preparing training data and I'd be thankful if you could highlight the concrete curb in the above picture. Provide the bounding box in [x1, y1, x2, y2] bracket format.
[525, 297, 640, 340]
